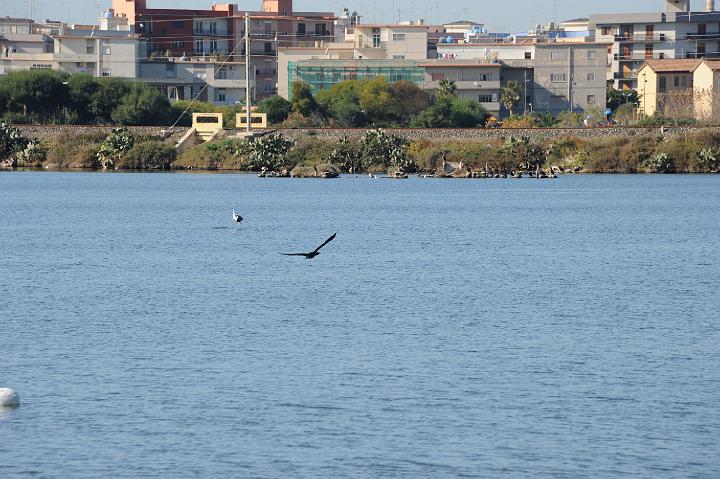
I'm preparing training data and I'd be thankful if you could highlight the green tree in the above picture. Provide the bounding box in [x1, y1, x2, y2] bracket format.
[90, 78, 132, 124]
[291, 81, 318, 117]
[501, 80, 521, 116]
[2, 69, 69, 122]
[410, 99, 453, 128]
[449, 98, 487, 127]
[607, 86, 639, 112]
[257, 95, 292, 124]
[316, 80, 366, 127]
[111, 83, 172, 126]
[66, 74, 100, 124]
[389, 80, 430, 124]
[358, 76, 399, 125]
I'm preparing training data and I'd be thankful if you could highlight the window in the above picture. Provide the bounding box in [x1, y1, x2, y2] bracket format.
[479, 74, 494, 81]
[478, 94, 494, 103]
[430, 73, 445, 81]
[550, 73, 567, 82]
[587, 72, 596, 81]
[209, 22, 217, 35]
[195, 41, 204, 54]
[392, 33, 406, 41]
[102, 45, 111, 55]
[393, 55, 405, 60]
[659, 77, 667, 92]
[524, 52, 532, 59]
[674, 76, 680, 87]
[31, 64, 52, 69]
[264, 42, 272, 54]
[172, 40, 183, 49]
[315, 23, 327, 36]
[587, 50, 597, 59]
[102, 69, 111, 77]
[297, 23, 305, 34]
[372, 28, 381, 48]
[166, 63, 176, 78]
[173, 20, 185, 28]
[217, 90, 226, 102]
[209, 40, 217, 53]
[550, 51, 563, 60]
[587, 95, 596, 105]
[601, 26, 613, 36]
[86, 39, 95, 54]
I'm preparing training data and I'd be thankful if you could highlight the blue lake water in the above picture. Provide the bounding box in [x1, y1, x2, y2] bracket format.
[1, 171, 719, 478]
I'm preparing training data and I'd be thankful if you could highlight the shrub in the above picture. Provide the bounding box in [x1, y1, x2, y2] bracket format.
[645, 152, 676, 173]
[119, 141, 176, 170]
[96, 127, 135, 169]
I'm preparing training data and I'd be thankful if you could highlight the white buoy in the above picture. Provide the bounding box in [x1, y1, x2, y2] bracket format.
[0, 388, 20, 407]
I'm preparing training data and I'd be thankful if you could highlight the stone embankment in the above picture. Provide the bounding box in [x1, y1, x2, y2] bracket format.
[15, 125, 185, 142]
[13, 124, 720, 144]
[267, 126, 720, 142]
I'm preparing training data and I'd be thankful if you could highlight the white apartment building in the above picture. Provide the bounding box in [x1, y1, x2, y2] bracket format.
[591, 0, 720, 90]
[139, 59, 254, 106]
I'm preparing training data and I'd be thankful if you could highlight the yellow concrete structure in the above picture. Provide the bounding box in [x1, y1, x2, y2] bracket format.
[637, 59, 700, 117]
[192, 113, 224, 141]
[236, 112, 268, 129]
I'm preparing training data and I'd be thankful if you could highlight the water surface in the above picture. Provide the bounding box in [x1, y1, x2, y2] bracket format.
[1, 172, 719, 478]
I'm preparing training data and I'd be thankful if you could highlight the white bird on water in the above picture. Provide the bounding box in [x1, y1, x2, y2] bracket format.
[232, 210, 243, 223]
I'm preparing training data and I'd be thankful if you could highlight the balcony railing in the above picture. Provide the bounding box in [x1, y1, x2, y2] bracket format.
[614, 71, 638, 80]
[684, 51, 720, 59]
[614, 33, 667, 42]
[686, 32, 720, 40]
[614, 53, 666, 61]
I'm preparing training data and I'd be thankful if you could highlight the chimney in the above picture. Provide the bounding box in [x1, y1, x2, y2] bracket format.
[708, 0, 715, 11]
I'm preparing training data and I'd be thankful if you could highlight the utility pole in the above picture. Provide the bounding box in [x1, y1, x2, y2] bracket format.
[245, 12, 252, 133]
[523, 70, 528, 116]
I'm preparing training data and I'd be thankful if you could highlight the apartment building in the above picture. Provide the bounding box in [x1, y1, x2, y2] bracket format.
[139, 59, 254, 106]
[353, 25, 429, 60]
[591, 0, 720, 90]
[0, 17, 141, 78]
[437, 42, 609, 114]
[110, 0, 334, 98]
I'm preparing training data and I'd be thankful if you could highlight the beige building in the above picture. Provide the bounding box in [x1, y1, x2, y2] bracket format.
[693, 60, 720, 120]
[354, 25, 428, 60]
[637, 59, 700, 116]
[419, 60, 501, 111]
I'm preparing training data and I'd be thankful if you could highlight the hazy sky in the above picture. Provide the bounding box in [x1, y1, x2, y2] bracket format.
[0, 0, 707, 31]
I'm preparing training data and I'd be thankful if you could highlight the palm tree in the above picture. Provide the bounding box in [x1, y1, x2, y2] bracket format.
[436, 79, 457, 101]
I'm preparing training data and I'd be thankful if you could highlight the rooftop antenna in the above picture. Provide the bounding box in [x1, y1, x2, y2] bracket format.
[553, 0, 558, 26]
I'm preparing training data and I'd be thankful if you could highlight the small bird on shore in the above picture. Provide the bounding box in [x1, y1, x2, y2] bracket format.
[232, 210, 243, 223]
[282, 233, 336, 260]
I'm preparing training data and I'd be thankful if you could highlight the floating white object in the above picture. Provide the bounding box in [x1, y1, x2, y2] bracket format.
[0, 388, 20, 407]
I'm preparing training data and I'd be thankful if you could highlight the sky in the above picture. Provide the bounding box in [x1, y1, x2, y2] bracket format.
[0, 0, 707, 32]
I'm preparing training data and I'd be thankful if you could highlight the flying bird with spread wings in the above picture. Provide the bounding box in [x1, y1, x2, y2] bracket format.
[282, 233, 337, 259]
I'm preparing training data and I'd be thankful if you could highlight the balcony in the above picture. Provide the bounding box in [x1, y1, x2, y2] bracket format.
[686, 32, 720, 41]
[614, 53, 666, 61]
[423, 80, 501, 91]
[614, 33, 667, 42]
[684, 51, 720, 59]
[614, 71, 638, 80]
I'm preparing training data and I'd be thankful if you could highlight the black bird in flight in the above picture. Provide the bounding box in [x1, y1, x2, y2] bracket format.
[282, 233, 337, 259]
